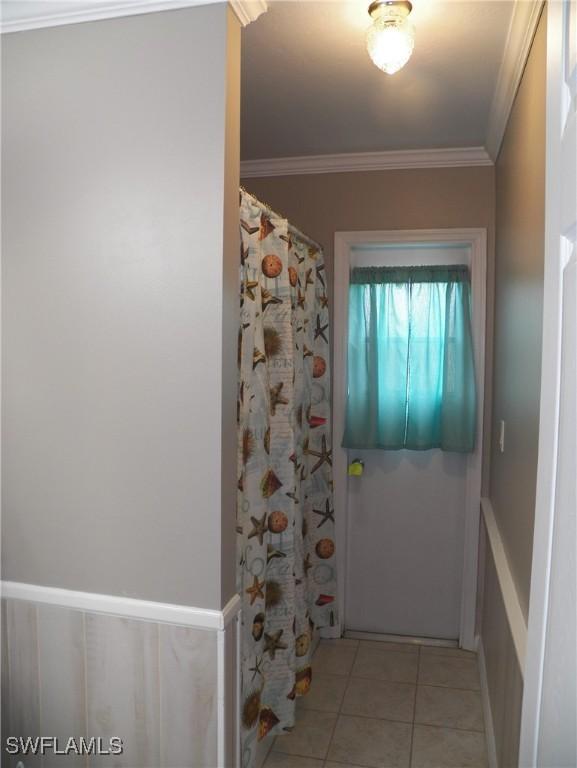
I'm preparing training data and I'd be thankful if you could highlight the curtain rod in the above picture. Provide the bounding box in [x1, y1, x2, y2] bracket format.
[240, 186, 323, 252]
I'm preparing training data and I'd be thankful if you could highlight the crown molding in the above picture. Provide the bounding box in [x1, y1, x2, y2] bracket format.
[485, 0, 544, 161]
[0, 0, 267, 33]
[228, 0, 267, 27]
[240, 146, 493, 178]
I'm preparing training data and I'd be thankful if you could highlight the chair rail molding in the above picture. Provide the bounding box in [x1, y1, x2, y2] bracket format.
[480, 497, 528, 671]
[0, 0, 268, 33]
[241, 147, 493, 178]
[485, 0, 545, 160]
[1, 580, 241, 630]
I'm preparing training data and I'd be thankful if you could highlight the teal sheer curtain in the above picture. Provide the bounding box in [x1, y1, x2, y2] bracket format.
[343, 265, 476, 452]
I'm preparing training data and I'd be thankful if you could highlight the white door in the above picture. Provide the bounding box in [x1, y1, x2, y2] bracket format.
[345, 449, 467, 639]
[520, 1, 577, 764]
[342, 244, 479, 641]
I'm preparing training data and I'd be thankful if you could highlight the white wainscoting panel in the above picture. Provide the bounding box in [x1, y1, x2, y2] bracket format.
[221, 617, 238, 768]
[1, 600, 10, 747]
[1, 585, 241, 768]
[6, 600, 42, 766]
[85, 614, 161, 767]
[37, 605, 86, 768]
[159, 623, 218, 767]
[480, 516, 525, 768]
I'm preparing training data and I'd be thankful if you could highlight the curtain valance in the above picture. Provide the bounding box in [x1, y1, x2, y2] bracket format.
[350, 264, 470, 284]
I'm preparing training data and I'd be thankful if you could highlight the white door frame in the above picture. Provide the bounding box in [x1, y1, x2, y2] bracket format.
[519, 0, 577, 762]
[333, 228, 487, 651]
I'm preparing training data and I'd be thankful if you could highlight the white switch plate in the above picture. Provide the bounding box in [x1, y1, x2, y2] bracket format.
[499, 420, 506, 453]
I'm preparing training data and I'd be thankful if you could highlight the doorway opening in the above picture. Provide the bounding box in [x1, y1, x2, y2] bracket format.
[333, 229, 487, 651]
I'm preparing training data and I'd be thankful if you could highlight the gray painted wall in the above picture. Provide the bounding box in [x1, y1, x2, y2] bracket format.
[2, 5, 241, 610]
[480, 11, 547, 767]
[490, 11, 546, 620]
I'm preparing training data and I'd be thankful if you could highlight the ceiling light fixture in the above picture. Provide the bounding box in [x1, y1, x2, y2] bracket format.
[366, 0, 415, 75]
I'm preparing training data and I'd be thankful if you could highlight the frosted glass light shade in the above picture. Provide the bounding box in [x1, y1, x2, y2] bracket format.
[366, 14, 415, 75]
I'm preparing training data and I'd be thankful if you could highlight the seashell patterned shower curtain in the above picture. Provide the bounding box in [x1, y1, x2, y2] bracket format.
[237, 189, 337, 766]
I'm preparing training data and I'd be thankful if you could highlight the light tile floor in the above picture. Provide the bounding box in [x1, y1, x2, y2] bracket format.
[264, 638, 487, 768]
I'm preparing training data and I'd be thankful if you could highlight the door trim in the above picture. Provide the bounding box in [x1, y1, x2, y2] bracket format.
[333, 228, 487, 650]
[519, 0, 576, 761]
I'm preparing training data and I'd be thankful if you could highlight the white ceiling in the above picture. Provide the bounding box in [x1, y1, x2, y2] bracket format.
[241, 0, 514, 160]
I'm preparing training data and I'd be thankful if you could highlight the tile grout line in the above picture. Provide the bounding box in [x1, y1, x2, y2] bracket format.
[315, 672, 480, 694]
[344, 670, 479, 692]
[408, 644, 421, 768]
[347, 674, 480, 693]
[325, 638, 362, 760]
[407, 721, 486, 735]
[268, 640, 484, 767]
[272, 639, 361, 766]
[324, 702, 341, 762]
[299, 704, 484, 734]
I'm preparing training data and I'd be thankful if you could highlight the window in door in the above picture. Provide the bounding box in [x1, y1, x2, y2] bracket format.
[343, 264, 476, 452]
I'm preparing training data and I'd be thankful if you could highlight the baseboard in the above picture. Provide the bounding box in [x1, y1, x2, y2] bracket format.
[344, 630, 459, 648]
[478, 636, 499, 768]
[320, 624, 342, 640]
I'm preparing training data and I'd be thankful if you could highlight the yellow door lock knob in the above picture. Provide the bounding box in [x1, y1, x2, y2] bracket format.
[348, 459, 364, 476]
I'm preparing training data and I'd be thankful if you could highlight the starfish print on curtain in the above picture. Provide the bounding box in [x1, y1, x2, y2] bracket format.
[237, 189, 337, 768]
